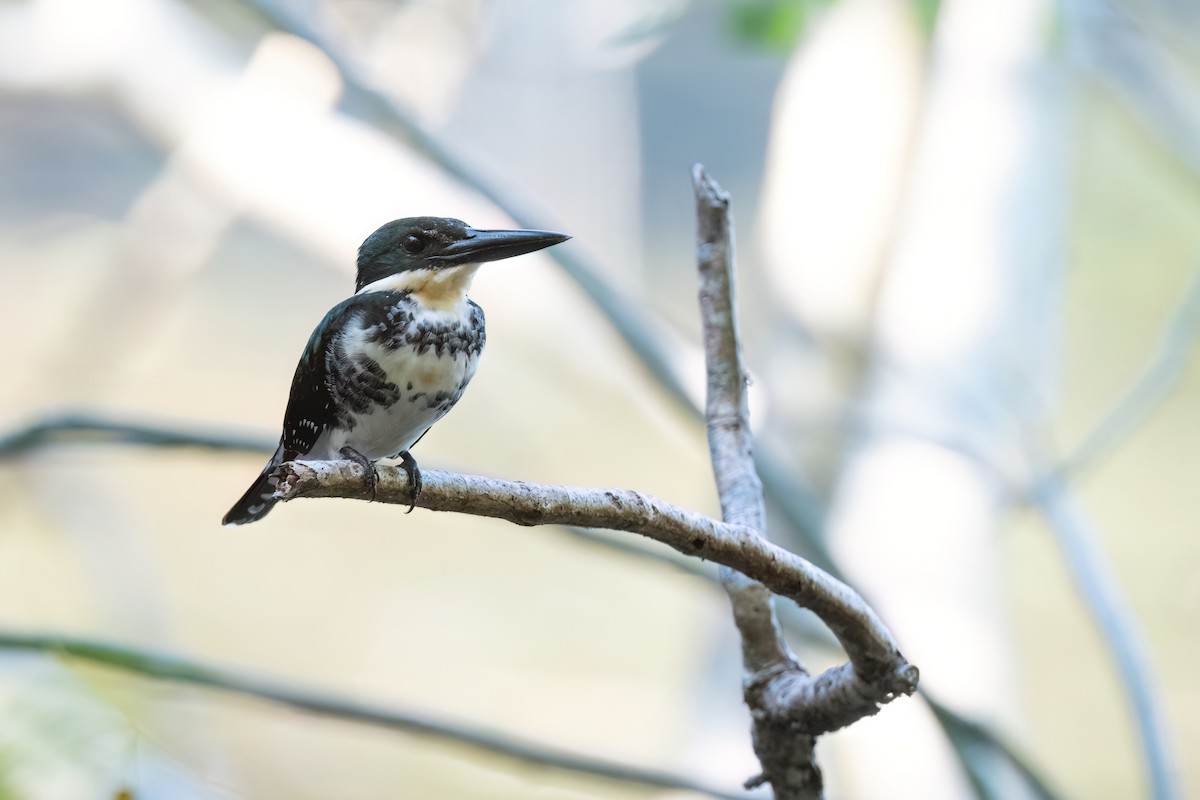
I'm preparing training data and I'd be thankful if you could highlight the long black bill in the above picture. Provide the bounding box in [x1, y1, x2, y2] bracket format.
[437, 227, 570, 266]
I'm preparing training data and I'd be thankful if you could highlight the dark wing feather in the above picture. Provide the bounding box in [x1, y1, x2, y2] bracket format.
[280, 292, 404, 457]
[222, 442, 286, 525]
[325, 344, 402, 415]
[279, 296, 363, 458]
[225, 292, 406, 525]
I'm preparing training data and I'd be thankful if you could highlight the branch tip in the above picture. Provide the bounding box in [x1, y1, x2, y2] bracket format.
[691, 163, 730, 209]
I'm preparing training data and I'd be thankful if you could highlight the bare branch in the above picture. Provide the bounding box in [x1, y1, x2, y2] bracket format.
[0, 631, 756, 800]
[694, 164, 795, 671]
[693, 164, 822, 796]
[278, 460, 917, 706]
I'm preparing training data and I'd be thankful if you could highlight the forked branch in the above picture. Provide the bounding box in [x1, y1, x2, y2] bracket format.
[279, 461, 916, 705]
[277, 166, 916, 798]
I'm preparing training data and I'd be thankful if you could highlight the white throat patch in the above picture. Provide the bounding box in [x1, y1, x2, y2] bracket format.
[357, 264, 481, 312]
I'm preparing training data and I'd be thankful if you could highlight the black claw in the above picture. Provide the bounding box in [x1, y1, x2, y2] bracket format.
[398, 450, 422, 513]
[339, 446, 378, 502]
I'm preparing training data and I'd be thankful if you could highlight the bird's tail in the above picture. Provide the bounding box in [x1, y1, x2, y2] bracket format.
[222, 444, 286, 526]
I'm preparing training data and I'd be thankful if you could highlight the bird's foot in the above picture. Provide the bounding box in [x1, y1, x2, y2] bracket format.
[339, 446, 378, 502]
[398, 450, 422, 513]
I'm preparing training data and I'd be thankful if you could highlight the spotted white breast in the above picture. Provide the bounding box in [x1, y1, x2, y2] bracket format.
[307, 297, 483, 460]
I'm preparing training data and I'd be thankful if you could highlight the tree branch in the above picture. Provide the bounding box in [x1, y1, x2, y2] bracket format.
[0, 631, 755, 800]
[692, 164, 821, 796]
[278, 462, 916, 710]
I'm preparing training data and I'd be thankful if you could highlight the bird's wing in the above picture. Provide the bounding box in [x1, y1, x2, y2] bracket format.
[279, 292, 404, 458]
[279, 296, 360, 458]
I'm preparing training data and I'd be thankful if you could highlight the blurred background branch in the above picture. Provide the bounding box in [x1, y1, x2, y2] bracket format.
[0, 631, 757, 800]
[1056, 260, 1200, 482]
[1028, 476, 1180, 800]
[0, 412, 275, 456]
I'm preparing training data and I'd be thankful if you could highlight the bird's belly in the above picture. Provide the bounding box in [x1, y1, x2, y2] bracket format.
[328, 343, 479, 460]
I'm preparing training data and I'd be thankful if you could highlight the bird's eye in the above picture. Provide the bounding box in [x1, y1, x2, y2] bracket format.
[402, 234, 426, 254]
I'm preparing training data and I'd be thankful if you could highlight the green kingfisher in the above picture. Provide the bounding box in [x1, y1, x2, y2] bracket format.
[222, 217, 570, 526]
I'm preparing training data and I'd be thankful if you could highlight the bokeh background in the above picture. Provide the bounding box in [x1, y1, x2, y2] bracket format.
[1, 0, 1198, 798]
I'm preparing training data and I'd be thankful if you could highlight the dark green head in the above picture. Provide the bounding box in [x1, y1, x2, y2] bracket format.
[356, 216, 570, 291]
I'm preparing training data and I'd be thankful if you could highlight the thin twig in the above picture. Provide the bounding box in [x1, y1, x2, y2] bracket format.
[1028, 475, 1181, 800]
[0, 631, 755, 800]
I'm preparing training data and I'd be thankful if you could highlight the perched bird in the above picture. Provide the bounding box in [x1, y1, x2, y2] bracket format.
[222, 217, 570, 525]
